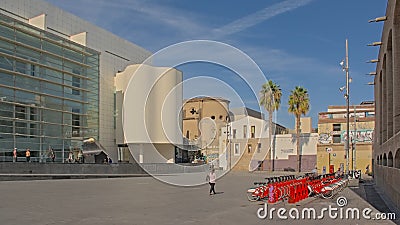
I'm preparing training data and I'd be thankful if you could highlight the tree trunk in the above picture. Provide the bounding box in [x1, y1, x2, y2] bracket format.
[269, 111, 273, 171]
[297, 115, 301, 172]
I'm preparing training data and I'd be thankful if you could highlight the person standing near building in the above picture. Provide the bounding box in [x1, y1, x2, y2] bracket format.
[25, 148, 30, 162]
[68, 151, 74, 163]
[77, 150, 83, 163]
[12, 148, 17, 162]
[206, 168, 217, 195]
[49, 148, 55, 162]
[311, 167, 318, 178]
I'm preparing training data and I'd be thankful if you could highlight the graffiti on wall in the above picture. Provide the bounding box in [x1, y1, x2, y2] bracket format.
[318, 133, 332, 144]
[318, 129, 374, 144]
[341, 130, 374, 143]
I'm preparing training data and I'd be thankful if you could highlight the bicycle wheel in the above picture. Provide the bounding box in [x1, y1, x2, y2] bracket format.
[246, 189, 260, 202]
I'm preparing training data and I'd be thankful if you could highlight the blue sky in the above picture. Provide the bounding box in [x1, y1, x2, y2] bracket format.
[47, 0, 386, 129]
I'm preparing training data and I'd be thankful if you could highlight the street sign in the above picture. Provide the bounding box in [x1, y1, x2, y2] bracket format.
[326, 147, 333, 153]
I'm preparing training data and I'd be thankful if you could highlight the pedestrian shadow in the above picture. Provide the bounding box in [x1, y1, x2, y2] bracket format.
[213, 192, 224, 195]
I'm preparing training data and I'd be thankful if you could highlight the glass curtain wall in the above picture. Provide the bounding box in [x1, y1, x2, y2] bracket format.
[0, 13, 99, 162]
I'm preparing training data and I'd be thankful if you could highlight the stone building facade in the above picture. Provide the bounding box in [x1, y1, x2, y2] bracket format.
[373, 0, 400, 210]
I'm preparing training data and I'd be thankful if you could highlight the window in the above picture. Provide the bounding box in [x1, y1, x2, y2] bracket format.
[234, 143, 240, 156]
[15, 105, 26, 119]
[257, 143, 261, 153]
[243, 125, 247, 138]
[333, 135, 341, 143]
[247, 144, 252, 153]
[72, 108, 80, 137]
[30, 108, 37, 120]
[232, 129, 237, 139]
[29, 123, 37, 136]
[186, 130, 190, 139]
[333, 124, 341, 131]
[219, 115, 223, 120]
[211, 115, 215, 120]
[16, 61, 27, 74]
[15, 105, 28, 137]
[30, 63, 37, 76]
[72, 76, 80, 95]
[251, 126, 255, 138]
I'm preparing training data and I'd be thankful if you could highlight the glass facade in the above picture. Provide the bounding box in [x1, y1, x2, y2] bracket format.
[0, 13, 99, 162]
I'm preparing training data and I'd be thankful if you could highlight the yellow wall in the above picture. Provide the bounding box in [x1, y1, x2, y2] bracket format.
[317, 143, 372, 174]
[182, 98, 229, 159]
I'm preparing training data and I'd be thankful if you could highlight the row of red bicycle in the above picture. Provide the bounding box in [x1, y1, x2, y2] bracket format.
[246, 173, 349, 203]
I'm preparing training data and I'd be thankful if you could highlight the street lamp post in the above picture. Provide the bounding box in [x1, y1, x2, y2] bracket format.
[344, 39, 350, 176]
[340, 39, 350, 176]
[352, 105, 357, 172]
[225, 117, 232, 171]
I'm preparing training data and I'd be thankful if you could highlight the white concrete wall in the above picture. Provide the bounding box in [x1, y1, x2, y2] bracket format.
[229, 116, 269, 139]
[116, 64, 183, 163]
[274, 133, 318, 160]
[128, 143, 175, 163]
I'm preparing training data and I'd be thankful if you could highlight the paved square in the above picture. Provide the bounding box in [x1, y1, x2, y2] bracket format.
[0, 172, 397, 225]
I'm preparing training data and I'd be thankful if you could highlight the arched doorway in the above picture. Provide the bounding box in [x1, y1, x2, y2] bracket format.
[388, 151, 393, 167]
[383, 153, 387, 166]
[395, 149, 400, 169]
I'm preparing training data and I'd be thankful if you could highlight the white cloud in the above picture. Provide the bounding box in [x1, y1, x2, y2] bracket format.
[211, 0, 314, 38]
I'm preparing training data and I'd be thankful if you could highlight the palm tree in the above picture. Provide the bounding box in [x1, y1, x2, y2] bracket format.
[260, 80, 282, 171]
[288, 86, 310, 172]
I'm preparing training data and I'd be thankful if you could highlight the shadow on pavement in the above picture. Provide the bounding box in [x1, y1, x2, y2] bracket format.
[350, 178, 400, 225]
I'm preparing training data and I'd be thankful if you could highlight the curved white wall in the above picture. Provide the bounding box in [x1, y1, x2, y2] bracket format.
[117, 64, 183, 144]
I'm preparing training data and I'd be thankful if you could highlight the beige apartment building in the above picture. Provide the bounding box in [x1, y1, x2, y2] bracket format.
[296, 117, 313, 134]
[317, 103, 374, 174]
[220, 108, 318, 172]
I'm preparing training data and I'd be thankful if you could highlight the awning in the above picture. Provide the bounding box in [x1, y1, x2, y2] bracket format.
[82, 150, 108, 156]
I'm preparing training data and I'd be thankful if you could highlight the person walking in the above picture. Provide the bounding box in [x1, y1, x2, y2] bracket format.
[12, 148, 17, 162]
[365, 164, 370, 174]
[25, 148, 31, 162]
[207, 169, 217, 195]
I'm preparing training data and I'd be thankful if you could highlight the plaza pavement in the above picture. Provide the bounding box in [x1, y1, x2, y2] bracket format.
[0, 171, 398, 225]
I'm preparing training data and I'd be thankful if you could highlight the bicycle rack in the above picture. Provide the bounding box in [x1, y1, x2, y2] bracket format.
[247, 172, 349, 203]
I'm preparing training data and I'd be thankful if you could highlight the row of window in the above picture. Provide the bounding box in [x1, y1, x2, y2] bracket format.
[185, 125, 258, 140]
[233, 143, 262, 156]
[0, 60, 85, 97]
[184, 108, 228, 122]
[232, 125, 256, 139]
